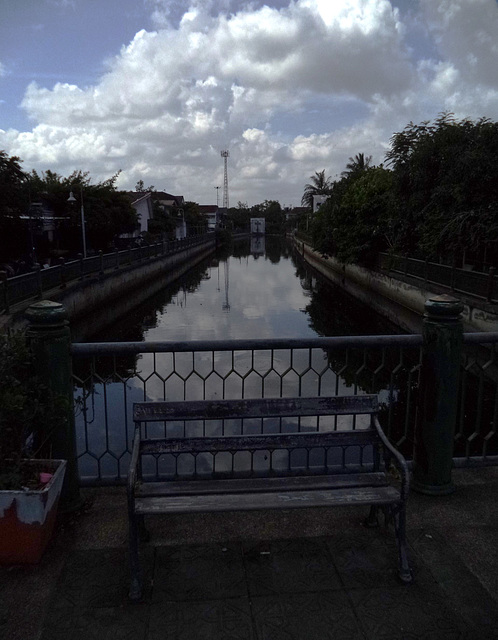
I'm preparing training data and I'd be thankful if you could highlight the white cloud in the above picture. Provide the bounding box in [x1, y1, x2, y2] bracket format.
[1, 0, 498, 205]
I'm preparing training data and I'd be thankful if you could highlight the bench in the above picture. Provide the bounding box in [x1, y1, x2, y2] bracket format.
[127, 394, 412, 600]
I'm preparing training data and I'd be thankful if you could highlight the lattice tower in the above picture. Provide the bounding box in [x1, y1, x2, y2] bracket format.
[221, 150, 229, 210]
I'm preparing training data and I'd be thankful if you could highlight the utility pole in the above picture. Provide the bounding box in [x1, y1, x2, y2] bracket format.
[221, 150, 229, 211]
[214, 186, 220, 207]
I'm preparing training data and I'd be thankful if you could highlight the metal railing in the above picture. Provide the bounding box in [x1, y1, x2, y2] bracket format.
[70, 333, 498, 486]
[293, 235, 497, 303]
[379, 253, 496, 303]
[0, 233, 215, 313]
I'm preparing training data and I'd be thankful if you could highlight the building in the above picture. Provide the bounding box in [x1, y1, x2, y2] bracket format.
[198, 205, 221, 230]
[126, 192, 153, 235]
[250, 218, 265, 235]
[313, 195, 329, 213]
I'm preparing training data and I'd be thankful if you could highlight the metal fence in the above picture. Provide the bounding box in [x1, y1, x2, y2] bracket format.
[70, 333, 498, 486]
[294, 235, 497, 303]
[379, 254, 496, 303]
[0, 233, 215, 313]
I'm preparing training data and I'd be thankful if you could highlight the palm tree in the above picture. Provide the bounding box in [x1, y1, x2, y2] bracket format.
[301, 170, 332, 209]
[341, 153, 372, 177]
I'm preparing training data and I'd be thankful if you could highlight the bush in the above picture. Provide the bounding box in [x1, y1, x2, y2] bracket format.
[0, 333, 68, 489]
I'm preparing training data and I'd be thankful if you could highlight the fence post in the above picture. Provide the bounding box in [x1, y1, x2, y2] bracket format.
[450, 259, 456, 292]
[34, 263, 43, 299]
[487, 267, 495, 302]
[99, 250, 104, 278]
[25, 300, 82, 512]
[115, 248, 120, 270]
[412, 294, 464, 495]
[78, 253, 84, 280]
[59, 257, 66, 289]
[0, 271, 8, 313]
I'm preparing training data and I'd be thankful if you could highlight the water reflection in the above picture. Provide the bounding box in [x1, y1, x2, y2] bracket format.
[74, 238, 419, 482]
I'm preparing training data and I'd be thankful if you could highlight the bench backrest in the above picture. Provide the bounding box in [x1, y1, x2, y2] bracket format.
[134, 395, 378, 423]
[133, 395, 382, 480]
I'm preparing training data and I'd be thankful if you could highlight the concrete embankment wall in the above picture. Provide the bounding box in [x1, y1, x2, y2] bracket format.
[7, 238, 216, 340]
[294, 238, 498, 333]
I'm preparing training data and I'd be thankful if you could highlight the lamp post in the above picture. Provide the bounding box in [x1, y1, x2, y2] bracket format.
[67, 187, 87, 258]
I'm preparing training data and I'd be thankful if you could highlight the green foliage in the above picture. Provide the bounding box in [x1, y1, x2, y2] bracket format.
[311, 167, 392, 265]
[183, 201, 207, 232]
[0, 151, 31, 261]
[252, 200, 285, 235]
[228, 202, 251, 231]
[309, 114, 498, 267]
[341, 153, 372, 178]
[0, 333, 69, 490]
[301, 170, 332, 209]
[386, 112, 498, 259]
[28, 168, 138, 252]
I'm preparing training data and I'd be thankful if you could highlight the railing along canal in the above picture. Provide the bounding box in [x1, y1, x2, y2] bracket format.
[70, 332, 498, 486]
[294, 233, 498, 303]
[379, 253, 496, 303]
[0, 233, 214, 313]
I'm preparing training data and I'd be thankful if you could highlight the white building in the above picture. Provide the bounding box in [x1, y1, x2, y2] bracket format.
[312, 195, 329, 213]
[250, 218, 265, 235]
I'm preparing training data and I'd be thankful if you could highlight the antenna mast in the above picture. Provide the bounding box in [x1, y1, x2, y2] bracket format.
[221, 150, 229, 210]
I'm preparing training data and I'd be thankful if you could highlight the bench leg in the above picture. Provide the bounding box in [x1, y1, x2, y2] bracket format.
[128, 513, 143, 601]
[393, 506, 412, 584]
[138, 515, 150, 542]
[364, 505, 379, 528]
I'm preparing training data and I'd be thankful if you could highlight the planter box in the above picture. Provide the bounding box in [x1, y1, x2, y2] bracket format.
[0, 459, 66, 564]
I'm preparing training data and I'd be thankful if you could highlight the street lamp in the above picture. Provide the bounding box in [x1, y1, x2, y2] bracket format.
[67, 187, 87, 258]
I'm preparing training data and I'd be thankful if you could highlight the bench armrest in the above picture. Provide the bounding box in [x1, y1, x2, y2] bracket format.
[127, 426, 141, 498]
[373, 416, 410, 502]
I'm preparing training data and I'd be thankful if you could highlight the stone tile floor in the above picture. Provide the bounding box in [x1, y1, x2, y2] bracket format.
[2, 469, 498, 640]
[37, 527, 498, 640]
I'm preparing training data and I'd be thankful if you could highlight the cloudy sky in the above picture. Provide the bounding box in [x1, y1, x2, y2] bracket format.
[1, 0, 498, 206]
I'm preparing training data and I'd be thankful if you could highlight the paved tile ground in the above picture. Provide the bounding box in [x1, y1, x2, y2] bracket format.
[37, 528, 498, 640]
[2, 467, 498, 640]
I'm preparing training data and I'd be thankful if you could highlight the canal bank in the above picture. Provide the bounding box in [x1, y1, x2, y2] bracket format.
[1, 235, 216, 340]
[293, 236, 498, 333]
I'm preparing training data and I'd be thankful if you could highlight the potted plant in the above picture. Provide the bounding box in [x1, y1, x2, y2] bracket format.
[0, 332, 67, 564]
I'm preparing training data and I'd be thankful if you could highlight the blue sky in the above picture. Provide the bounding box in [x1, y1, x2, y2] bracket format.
[1, 0, 498, 206]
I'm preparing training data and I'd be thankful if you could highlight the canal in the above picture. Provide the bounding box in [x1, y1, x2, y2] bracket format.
[89, 237, 404, 344]
[74, 237, 420, 483]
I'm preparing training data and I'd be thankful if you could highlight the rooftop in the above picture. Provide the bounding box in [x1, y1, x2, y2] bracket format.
[2, 466, 498, 639]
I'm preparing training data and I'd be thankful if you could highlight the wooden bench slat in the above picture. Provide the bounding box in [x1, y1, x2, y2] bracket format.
[136, 472, 389, 497]
[134, 395, 378, 422]
[140, 429, 380, 454]
[135, 485, 400, 515]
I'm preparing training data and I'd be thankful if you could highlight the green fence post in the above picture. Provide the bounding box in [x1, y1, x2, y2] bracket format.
[25, 300, 82, 512]
[412, 294, 464, 495]
[0, 271, 9, 313]
[34, 263, 43, 299]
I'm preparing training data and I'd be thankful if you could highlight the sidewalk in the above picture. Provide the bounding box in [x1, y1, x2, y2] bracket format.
[1, 466, 498, 639]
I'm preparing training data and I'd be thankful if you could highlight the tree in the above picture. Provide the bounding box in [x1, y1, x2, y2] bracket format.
[29, 169, 138, 253]
[312, 166, 392, 265]
[228, 202, 251, 231]
[135, 180, 155, 192]
[183, 201, 207, 233]
[341, 153, 372, 177]
[386, 113, 498, 261]
[301, 170, 332, 209]
[0, 151, 30, 262]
